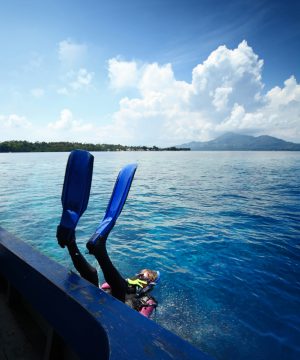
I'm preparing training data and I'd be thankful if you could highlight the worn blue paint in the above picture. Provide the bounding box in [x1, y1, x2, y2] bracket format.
[0, 227, 212, 360]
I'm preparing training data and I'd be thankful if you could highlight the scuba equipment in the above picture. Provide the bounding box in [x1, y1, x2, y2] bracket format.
[87, 163, 137, 253]
[128, 270, 161, 296]
[127, 278, 148, 288]
[102, 270, 160, 317]
[57, 150, 94, 248]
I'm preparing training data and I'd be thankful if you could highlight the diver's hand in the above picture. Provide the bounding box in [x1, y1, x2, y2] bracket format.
[127, 278, 147, 288]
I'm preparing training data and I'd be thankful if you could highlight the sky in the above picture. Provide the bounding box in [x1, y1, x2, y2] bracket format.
[0, 0, 299, 146]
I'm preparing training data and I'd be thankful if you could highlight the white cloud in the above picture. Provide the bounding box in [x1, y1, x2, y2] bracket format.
[0, 114, 33, 141]
[0, 114, 31, 129]
[48, 109, 93, 132]
[30, 88, 45, 98]
[105, 41, 300, 145]
[57, 68, 94, 95]
[58, 39, 87, 67]
[108, 58, 138, 89]
[48, 109, 73, 130]
[0, 110, 95, 142]
[57, 40, 92, 95]
[2, 42, 299, 145]
[70, 68, 94, 90]
[215, 75, 300, 141]
[212, 87, 233, 112]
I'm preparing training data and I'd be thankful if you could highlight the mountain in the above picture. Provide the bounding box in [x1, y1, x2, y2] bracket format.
[178, 133, 300, 151]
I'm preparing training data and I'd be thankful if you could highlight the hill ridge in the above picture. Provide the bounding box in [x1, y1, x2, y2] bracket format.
[178, 133, 300, 151]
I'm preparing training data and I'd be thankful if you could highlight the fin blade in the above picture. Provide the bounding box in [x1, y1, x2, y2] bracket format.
[57, 150, 94, 247]
[89, 163, 137, 243]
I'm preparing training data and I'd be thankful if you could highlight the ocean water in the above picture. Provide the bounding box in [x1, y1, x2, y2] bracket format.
[0, 151, 299, 359]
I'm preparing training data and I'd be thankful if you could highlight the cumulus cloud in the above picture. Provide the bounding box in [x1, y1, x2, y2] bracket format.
[106, 41, 300, 145]
[216, 75, 300, 140]
[48, 109, 73, 130]
[57, 68, 94, 95]
[108, 58, 138, 89]
[0, 114, 33, 141]
[70, 68, 93, 90]
[48, 109, 93, 132]
[4, 42, 297, 145]
[58, 39, 87, 67]
[0, 110, 94, 142]
[0, 114, 31, 129]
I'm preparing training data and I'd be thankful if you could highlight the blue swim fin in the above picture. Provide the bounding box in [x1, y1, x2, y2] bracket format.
[87, 163, 137, 251]
[57, 150, 94, 247]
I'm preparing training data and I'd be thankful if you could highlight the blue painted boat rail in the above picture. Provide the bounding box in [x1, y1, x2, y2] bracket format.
[0, 227, 213, 359]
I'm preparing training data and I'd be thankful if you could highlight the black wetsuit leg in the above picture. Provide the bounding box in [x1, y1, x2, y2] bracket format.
[67, 239, 99, 287]
[89, 237, 127, 302]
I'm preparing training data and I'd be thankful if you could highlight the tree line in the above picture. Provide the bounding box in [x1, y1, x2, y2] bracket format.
[0, 141, 190, 153]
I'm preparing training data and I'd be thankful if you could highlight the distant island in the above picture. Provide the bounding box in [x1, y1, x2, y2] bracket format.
[0, 140, 190, 153]
[177, 133, 300, 151]
[1, 133, 300, 153]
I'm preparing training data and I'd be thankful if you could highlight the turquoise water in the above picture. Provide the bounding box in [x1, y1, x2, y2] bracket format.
[0, 151, 299, 359]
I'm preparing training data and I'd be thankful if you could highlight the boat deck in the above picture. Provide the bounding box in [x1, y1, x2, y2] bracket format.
[0, 227, 213, 360]
[0, 288, 39, 360]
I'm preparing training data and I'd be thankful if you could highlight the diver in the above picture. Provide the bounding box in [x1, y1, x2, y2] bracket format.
[61, 231, 159, 317]
[56, 150, 159, 317]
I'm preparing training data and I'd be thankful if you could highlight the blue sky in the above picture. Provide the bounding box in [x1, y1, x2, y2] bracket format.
[0, 0, 299, 145]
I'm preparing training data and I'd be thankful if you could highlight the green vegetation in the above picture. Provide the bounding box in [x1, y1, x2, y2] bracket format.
[0, 140, 190, 153]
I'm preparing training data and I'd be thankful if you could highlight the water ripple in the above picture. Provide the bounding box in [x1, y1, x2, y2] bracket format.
[0, 151, 300, 359]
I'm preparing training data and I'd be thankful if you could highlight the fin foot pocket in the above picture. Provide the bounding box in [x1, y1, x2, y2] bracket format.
[86, 234, 106, 254]
[56, 225, 75, 248]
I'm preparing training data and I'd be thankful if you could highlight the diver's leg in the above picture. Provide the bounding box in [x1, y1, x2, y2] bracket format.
[87, 237, 127, 302]
[67, 238, 99, 287]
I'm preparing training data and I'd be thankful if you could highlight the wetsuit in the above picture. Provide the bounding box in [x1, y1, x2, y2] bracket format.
[67, 236, 157, 311]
